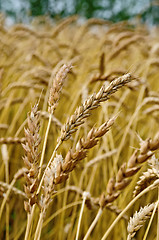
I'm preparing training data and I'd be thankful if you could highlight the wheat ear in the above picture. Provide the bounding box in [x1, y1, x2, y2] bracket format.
[22, 103, 41, 213]
[133, 156, 159, 197]
[59, 73, 132, 142]
[101, 133, 159, 205]
[127, 203, 155, 240]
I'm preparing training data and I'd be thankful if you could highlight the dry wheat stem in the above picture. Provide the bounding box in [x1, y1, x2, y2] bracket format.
[37, 113, 52, 181]
[0, 124, 8, 130]
[34, 211, 44, 240]
[2, 143, 10, 240]
[83, 208, 103, 240]
[51, 15, 78, 38]
[39, 110, 62, 128]
[75, 192, 89, 240]
[42, 200, 82, 229]
[1, 82, 44, 96]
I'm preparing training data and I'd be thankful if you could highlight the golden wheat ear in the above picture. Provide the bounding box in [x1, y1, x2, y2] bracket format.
[127, 203, 155, 240]
[59, 73, 133, 142]
[22, 103, 41, 213]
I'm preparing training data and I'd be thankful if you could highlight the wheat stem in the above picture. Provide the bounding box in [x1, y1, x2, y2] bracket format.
[83, 208, 103, 240]
[24, 213, 32, 240]
[38, 113, 52, 179]
[43, 201, 82, 228]
[75, 192, 87, 240]
[34, 211, 44, 240]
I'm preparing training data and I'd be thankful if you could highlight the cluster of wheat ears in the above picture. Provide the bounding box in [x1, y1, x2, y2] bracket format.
[0, 14, 159, 240]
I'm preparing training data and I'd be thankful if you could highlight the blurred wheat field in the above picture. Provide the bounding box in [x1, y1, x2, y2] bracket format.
[0, 15, 159, 240]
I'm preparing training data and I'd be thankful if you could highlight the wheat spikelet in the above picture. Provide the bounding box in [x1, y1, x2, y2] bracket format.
[133, 168, 158, 197]
[59, 73, 132, 142]
[48, 64, 72, 113]
[22, 103, 41, 213]
[127, 203, 155, 240]
[133, 155, 159, 197]
[61, 117, 115, 174]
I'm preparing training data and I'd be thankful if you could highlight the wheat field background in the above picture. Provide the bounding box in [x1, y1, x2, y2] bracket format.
[0, 15, 159, 240]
